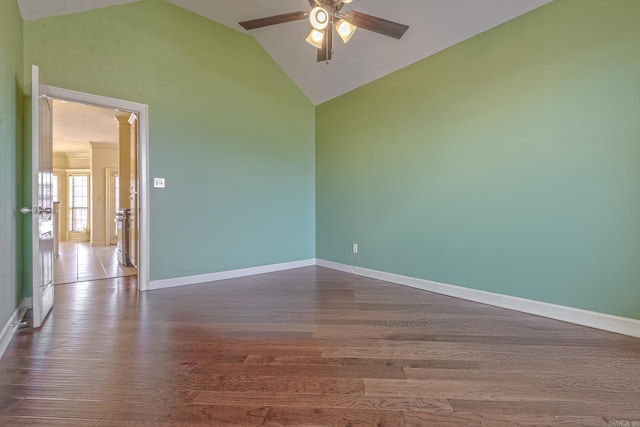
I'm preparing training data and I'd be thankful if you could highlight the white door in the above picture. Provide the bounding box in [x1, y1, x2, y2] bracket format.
[21, 65, 54, 328]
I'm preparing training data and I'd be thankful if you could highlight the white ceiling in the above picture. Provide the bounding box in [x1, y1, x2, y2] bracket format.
[18, 0, 553, 105]
[168, 0, 553, 104]
[52, 100, 120, 154]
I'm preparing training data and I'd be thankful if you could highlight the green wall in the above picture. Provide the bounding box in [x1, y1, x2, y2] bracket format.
[23, 0, 315, 286]
[9, 0, 640, 321]
[316, 0, 640, 319]
[0, 0, 24, 328]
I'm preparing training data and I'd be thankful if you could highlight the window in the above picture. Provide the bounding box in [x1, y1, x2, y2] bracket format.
[52, 174, 59, 203]
[69, 174, 89, 232]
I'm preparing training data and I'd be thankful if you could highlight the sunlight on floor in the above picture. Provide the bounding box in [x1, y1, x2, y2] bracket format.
[54, 241, 137, 284]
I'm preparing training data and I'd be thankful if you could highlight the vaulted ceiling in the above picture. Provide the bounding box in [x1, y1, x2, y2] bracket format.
[17, 0, 553, 105]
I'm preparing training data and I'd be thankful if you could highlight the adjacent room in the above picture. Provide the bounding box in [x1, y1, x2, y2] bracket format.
[0, 0, 638, 425]
[52, 100, 138, 284]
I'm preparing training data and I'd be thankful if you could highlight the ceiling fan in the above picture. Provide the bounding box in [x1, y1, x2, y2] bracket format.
[239, 0, 409, 62]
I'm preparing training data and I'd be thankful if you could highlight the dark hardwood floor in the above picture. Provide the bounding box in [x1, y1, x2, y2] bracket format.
[0, 266, 639, 426]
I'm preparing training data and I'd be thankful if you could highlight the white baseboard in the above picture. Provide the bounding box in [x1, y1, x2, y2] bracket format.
[316, 259, 355, 273]
[140, 257, 640, 338]
[316, 259, 640, 339]
[0, 298, 30, 360]
[149, 258, 317, 291]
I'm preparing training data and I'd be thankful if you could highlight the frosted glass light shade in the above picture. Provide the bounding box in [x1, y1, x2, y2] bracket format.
[336, 19, 356, 43]
[306, 29, 324, 49]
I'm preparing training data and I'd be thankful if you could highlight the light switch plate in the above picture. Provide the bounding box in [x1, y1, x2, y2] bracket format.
[153, 177, 165, 188]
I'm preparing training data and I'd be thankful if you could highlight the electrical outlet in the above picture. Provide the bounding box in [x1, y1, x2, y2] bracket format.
[153, 177, 165, 188]
[353, 243, 358, 254]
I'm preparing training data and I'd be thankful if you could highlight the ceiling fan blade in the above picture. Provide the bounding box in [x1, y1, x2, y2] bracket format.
[344, 11, 409, 39]
[317, 27, 333, 62]
[239, 11, 308, 30]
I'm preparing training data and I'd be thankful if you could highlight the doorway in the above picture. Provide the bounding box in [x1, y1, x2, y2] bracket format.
[51, 100, 136, 284]
[46, 86, 150, 291]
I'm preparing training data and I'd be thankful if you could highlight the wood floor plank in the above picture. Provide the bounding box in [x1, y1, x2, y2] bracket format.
[0, 266, 638, 425]
[0, 356, 102, 371]
[403, 367, 533, 382]
[95, 421, 255, 427]
[450, 399, 640, 419]
[525, 373, 640, 392]
[322, 342, 640, 360]
[5, 385, 200, 404]
[193, 390, 452, 412]
[263, 407, 405, 426]
[242, 355, 344, 366]
[365, 378, 546, 400]
[402, 411, 610, 427]
[187, 363, 406, 380]
[0, 384, 83, 400]
[5, 398, 117, 419]
[197, 375, 366, 394]
[0, 368, 36, 385]
[104, 402, 269, 425]
[0, 417, 101, 426]
[341, 357, 483, 369]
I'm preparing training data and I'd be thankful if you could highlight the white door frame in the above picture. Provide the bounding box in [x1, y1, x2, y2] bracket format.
[105, 167, 119, 245]
[47, 86, 150, 291]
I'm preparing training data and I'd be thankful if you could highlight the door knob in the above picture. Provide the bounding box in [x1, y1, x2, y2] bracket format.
[20, 207, 52, 215]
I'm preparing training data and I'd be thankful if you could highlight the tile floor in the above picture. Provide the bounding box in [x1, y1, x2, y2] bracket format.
[54, 241, 138, 284]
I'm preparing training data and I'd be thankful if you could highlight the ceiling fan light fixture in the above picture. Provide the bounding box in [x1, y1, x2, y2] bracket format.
[238, 1, 409, 63]
[306, 29, 325, 49]
[309, 6, 329, 30]
[336, 19, 356, 43]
